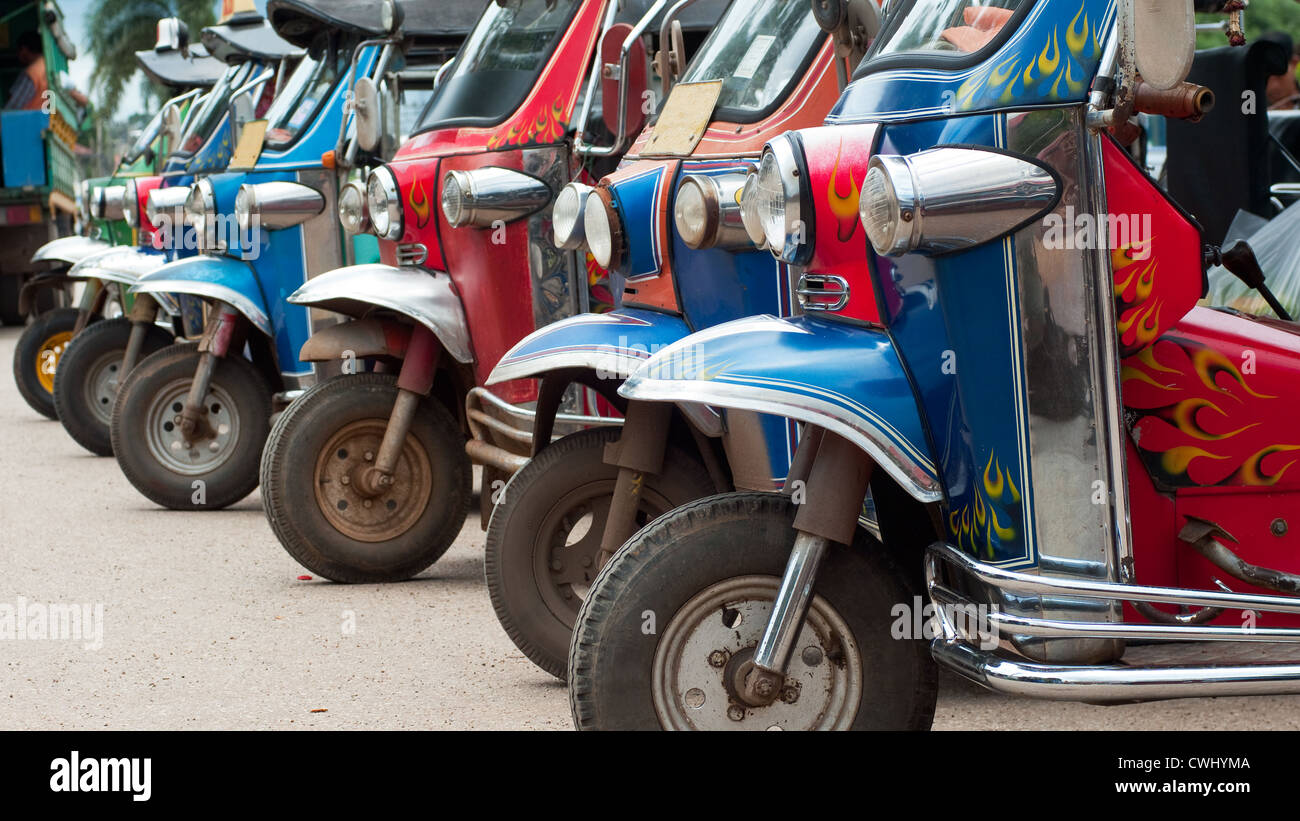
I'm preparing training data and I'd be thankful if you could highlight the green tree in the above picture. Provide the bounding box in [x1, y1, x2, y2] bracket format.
[85, 0, 217, 115]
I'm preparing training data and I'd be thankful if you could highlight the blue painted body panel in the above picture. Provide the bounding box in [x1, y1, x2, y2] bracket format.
[1, 111, 49, 188]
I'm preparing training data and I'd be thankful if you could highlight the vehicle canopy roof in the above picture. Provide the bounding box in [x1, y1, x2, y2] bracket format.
[134, 43, 227, 89]
[267, 0, 484, 49]
[201, 13, 306, 63]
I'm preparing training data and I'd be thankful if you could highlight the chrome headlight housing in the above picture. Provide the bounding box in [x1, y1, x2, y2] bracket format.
[123, 178, 139, 229]
[441, 167, 552, 229]
[235, 182, 325, 233]
[146, 186, 190, 238]
[367, 166, 402, 241]
[100, 185, 127, 222]
[551, 182, 592, 250]
[185, 179, 217, 250]
[79, 180, 91, 223]
[338, 180, 371, 236]
[583, 189, 623, 269]
[674, 172, 751, 250]
[744, 136, 811, 264]
[859, 148, 1059, 257]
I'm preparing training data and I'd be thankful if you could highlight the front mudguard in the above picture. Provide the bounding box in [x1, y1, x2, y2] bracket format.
[288, 264, 473, 364]
[131, 254, 272, 337]
[69, 247, 168, 287]
[31, 235, 112, 266]
[621, 314, 943, 503]
[488, 307, 690, 385]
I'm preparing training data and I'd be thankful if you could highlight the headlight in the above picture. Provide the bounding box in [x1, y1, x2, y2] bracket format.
[583, 189, 623, 269]
[185, 179, 217, 250]
[235, 182, 324, 233]
[746, 137, 810, 264]
[859, 148, 1059, 257]
[441, 167, 552, 229]
[123, 178, 139, 229]
[367, 166, 402, 241]
[674, 173, 751, 250]
[552, 183, 592, 250]
[146, 186, 190, 234]
[79, 180, 91, 223]
[739, 174, 765, 246]
[100, 185, 127, 221]
[338, 180, 370, 235]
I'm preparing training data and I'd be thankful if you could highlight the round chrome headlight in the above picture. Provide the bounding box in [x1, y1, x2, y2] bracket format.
[552, 183, 592, 250]
[146, 185, 190, 236]
[185, 179, 217, 249]
[367, 166, 402, 241]
[674, 173, 751, 251]
[100, 185, 127, 222]
[583, 190, 622, 269]
[440, 171, 467, 228]
[338, 180, 370, 235]
[234, 185, 255, 234]
[123, 178, 139, 229]
[860, 158, 912, 257]
[674, 177, 709, 249]
[79, 180, 91, 224]
[739, 173, 766, 246]
[755, 142, 805, 258]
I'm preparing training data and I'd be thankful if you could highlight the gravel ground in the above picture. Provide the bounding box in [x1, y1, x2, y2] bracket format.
[3, 324, 1298, 730]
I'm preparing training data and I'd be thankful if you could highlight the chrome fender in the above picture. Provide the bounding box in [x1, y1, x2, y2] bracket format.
[69, 247, 167, 286]
[131, 254, 272, 337]
[287, 264, 473, 364]
[622, 314, 943, 503]
[31, 235, 112, 266]
[488, 307, 690, 385]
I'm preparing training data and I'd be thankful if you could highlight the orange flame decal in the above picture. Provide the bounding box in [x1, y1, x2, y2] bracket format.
[409, 176, 430, 229]
[826, 139, 862, 243]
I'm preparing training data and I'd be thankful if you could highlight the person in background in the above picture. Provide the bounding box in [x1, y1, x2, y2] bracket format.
[5, 30, 47, 110]
[1262, 31, 1300, 110]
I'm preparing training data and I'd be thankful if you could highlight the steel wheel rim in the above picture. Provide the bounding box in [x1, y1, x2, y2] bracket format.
[312, 418, 433, 543]
[83, 349, 125, 426]
[651, 576, 862, 731]
[36, 331, 73, 394]
[143, 377, 241, 475]
[532, 479, 673, 624]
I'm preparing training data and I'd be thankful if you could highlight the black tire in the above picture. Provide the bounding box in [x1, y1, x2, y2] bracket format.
[11, 307, 88, 419]
[53, 317, 173, 456]
[110, 343, 272, 510]
[485, 427, 716, 680]
[569, 492, 938, 731]
[260, 372, 472, 583]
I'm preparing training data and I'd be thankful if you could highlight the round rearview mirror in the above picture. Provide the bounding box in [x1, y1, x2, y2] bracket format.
[162, 104, 183, 149]
[354, 76, 382, 153]
[1130, 0, 1195, 90]
[380, 0, 404, 34]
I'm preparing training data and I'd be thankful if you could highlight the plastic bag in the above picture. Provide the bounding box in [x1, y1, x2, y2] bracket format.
[1205, 201, 1300, 317]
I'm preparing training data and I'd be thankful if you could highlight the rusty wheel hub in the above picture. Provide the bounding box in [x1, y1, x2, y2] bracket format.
[313, 419, 432, 542]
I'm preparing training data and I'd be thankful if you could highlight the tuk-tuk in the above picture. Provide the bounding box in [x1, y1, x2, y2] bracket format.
[257, 0, 726, 584]
[110, 0, 478, 511]
[478, 0, 877, 679]
[11, 17, 224, 420]
[49, 10, 303, 456]
[567, 0, 1300, 730]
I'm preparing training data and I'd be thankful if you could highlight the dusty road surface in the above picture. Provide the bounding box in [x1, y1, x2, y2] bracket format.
[4, 325, 1300, 730]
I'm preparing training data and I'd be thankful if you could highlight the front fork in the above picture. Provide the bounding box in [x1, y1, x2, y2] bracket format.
[73, 278, 107, 336]
[120, 293, 160, 375]
[744, 428, 873, 706]
[358, 324, 440, 497]
[179, 302, 245, 441]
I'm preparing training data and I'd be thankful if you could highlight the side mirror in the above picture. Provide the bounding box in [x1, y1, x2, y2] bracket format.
[380, 0, 404, 34]
[812, 0, 881, 74]
[601, 23, 648, 140]
[353, 76, 383, 153]
[1127, 0, 1195, 90]
[161, 103, 183, 150]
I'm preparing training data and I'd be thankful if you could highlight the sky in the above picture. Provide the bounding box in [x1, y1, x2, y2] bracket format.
[59, 0, 268, 122]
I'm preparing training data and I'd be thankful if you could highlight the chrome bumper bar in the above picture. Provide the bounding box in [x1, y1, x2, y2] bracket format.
[927, 542, 1300, 702]
[464, 386, 621, 475]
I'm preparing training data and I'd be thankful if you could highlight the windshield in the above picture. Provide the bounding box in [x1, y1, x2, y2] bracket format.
[263, 37, 348, 148]
[414, 0, 580, 133]
[677, 0, 826, 123]
[870, 0, 1026, 59]
[175, 62, 253, 156]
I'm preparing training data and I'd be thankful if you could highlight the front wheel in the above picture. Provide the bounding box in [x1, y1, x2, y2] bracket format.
[110, 343, 272, 510]
[11, 307, 86, 419]
[568, 492, 938, 731]
[259, 372, 472, 583]
[485, 427, 716, 680]
[53, 317, 173, 456]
